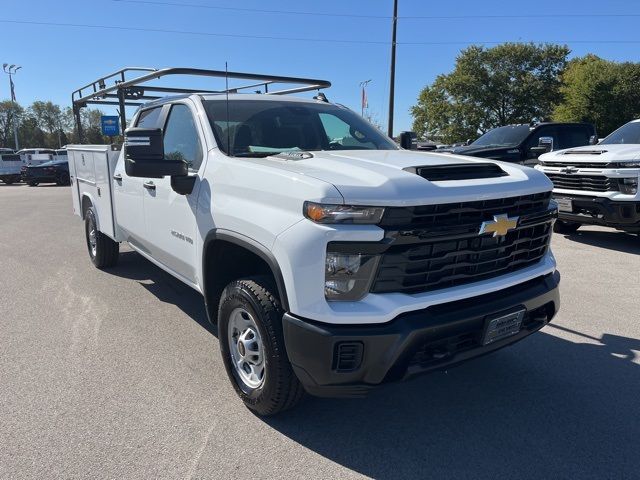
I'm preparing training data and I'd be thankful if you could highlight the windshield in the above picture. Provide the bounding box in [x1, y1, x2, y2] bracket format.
[472, 125, 531, 147]
[203, 99, 397, 157]
[600, 122, 640, 144]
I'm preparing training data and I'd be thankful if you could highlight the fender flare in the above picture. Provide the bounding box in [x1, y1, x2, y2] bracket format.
[202, 230, 290, 312]
[80, 193, 100, 229]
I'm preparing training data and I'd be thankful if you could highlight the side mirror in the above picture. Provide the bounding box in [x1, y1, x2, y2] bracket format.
[399, 131, 414, 150]
[529, 146, 549, 158]
[589, 135, 598, 145]
[124, 127, 187, 178]
[538, 136, 554, 152]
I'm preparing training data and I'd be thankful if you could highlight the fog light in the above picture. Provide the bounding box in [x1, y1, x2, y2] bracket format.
[620, 177, 638, 195]
[325, 251, 378, 301]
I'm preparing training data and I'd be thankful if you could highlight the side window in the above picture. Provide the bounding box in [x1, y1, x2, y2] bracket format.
[559, 127, 591, 149]
[163, 104, 204, 171]
[135, 107, 162, 128]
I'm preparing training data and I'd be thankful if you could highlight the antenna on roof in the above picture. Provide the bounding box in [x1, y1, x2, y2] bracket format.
[225, 62, 231, 155]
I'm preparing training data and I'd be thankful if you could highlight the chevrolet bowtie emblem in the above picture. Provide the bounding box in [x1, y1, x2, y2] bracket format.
[561, 166, 579, 174]
[479, 214, 519, 237]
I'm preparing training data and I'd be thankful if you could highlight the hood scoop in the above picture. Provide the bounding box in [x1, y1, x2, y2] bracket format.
[405, 163, 508, 181]
[563, 149, 607, 155]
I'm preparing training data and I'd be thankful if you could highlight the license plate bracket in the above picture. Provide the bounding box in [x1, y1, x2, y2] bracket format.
[555, 197, 573, 212]
[482, 309, 525, 345]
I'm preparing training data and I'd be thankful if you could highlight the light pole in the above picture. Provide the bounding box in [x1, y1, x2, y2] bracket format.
[387, 0, 398, 138]
[2, 63, 21, 150]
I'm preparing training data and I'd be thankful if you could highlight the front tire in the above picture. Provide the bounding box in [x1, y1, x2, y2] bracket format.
[85, 206, 119, 268]
[218, 277, 304, 416]
[553, 220, 580, 234]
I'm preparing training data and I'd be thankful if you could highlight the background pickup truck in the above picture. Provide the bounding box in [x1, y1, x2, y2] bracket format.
[0, 149, 23, 184]
[68, 67, 560, 415]
[536, 119, 640, 234]
[438, 122, 597, 166]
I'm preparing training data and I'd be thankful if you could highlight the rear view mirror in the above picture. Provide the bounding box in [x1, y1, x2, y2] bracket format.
[124, 127, 187, 178]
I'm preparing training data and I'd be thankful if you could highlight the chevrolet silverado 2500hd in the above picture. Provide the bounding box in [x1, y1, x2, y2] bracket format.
[68, 68, 560, 415]
[536, 119, 640, 234]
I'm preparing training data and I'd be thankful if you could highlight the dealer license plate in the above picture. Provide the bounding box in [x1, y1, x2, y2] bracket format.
[555, 197, 573, 212]
[482, 310, 525, 345]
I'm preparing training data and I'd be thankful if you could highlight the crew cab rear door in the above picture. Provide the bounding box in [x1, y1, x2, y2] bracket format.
[141, 100, 205, 284]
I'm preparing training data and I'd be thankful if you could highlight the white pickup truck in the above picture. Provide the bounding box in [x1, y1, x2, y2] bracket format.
[68, 68, 560, 415]
[536, 119, 640, 234]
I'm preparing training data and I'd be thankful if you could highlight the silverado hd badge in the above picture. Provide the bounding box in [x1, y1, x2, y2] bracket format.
[479, 214, 519, 237]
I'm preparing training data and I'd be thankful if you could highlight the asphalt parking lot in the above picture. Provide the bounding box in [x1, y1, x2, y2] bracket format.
[1, 183, 639, 479]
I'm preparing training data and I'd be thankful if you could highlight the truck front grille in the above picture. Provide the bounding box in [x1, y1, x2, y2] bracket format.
[371, 193, 554, 295]
[545, 173, 617, 192]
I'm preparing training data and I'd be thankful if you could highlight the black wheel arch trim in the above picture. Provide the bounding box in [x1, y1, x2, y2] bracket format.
[202, 229, 290, 313]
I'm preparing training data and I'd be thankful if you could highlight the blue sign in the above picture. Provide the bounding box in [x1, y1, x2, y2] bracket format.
[101, 116, 120, 136]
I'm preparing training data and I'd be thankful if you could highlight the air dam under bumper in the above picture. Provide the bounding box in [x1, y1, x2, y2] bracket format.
[282, 271, 560, 398]
[555, 194, 640, 232]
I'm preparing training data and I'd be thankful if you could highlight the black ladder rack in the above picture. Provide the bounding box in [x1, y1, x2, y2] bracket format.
[71, 67, 331, 142]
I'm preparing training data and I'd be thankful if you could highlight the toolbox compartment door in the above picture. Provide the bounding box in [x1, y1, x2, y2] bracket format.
[67, 145, 121, 241]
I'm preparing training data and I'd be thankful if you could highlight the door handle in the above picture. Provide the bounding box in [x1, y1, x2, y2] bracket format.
[113, 173, 122, 181]
[143, 181, 156, 191]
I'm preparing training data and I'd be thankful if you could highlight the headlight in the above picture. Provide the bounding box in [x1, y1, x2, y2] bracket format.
[304, 201, 384, 224]
[619, 177, 638, 195]
[617, 161, 640, 168]
[325, 251, 379, 301]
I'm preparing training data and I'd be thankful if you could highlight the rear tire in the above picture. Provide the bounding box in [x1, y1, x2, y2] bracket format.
[553, 220, 580, 234]
[85, 206, 119, 268]
[218, 277, 304, 416]
[3, 179, 14, 185]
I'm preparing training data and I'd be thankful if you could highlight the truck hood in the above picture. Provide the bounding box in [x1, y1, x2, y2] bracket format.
[437, 144, 511, 157]
[249, 149, 552, 206]
[540, 144, 640, 163]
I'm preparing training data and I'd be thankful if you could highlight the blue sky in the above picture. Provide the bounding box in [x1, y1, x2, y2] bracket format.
[3, 0, 640, 135]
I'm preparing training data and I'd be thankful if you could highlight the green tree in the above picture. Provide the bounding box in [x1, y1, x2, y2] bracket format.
[0, 100, 23, 149]
[411, 43, 570, 143]
[553, 55, 640, 136]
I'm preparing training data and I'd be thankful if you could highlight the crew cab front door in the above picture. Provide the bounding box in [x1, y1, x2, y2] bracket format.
[142, 101, 205, 285]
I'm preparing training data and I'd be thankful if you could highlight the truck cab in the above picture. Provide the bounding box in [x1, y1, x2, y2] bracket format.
[68, 67, 560, 416]
[536, 119, 640, 234]
[439, 122, 597, 166]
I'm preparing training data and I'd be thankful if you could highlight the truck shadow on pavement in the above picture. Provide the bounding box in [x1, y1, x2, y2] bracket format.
[561, 228, 640, 255]
[111, 250, 217, 336]
[107, 250, 638, 479]
[264, 324, 640, 479]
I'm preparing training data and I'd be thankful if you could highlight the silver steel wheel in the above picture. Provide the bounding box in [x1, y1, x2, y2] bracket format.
[88, 216, 97, 257]
[227, 307, 265, 389]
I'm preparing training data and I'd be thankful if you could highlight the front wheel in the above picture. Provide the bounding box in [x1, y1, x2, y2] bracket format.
[85, 206, 119, 268]
[553, 220, 581, 234]
[218, 277, 304, 416]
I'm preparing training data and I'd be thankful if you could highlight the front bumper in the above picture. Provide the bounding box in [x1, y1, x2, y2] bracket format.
[554, 194, 640, 232]
[282, 271, 560, 398]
